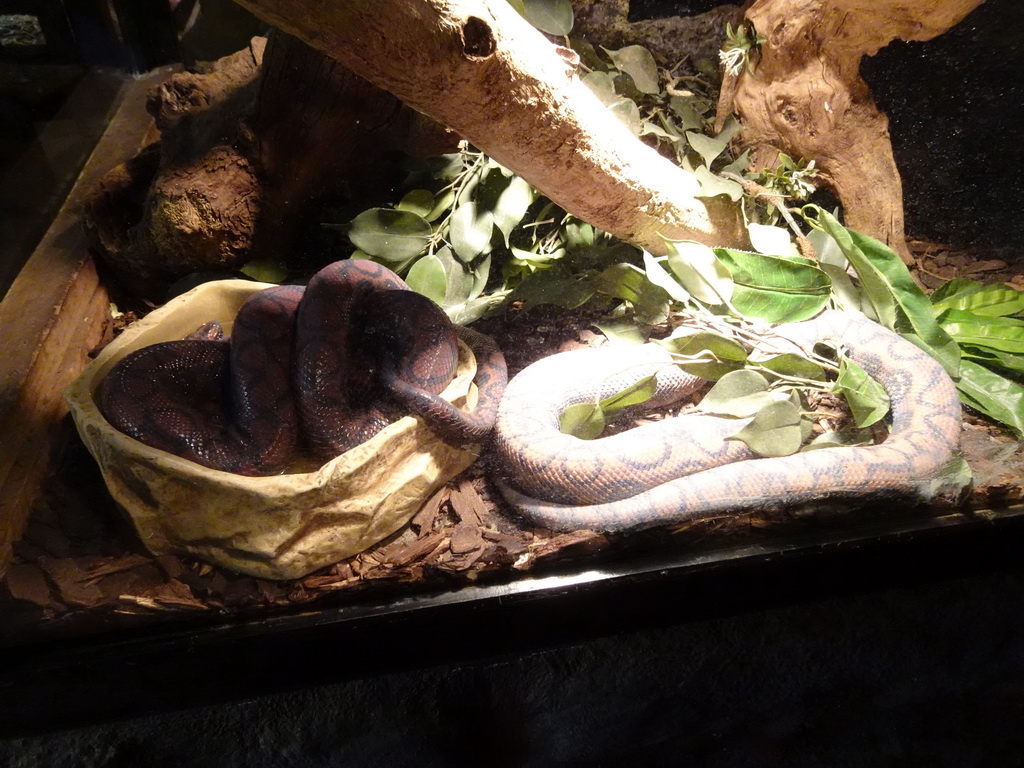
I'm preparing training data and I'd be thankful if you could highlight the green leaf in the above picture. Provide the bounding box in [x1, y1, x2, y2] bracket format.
[437, 246, 473, 305]
[805, 221, 847, 268]
[601, 374, 659, 413]
[665, 239, 734, 305]
[589, 263, 670, 325]
[396, 189, 435, 218]
[564, 219, 596, 249]
[959, 344, 1024, 376]
[521, 0, 573, 35]
[802, 430, 873, 451]
[596, 319, 647, 346]
[642, 250, 690, 304]
[727, 399, 804, 457]
[582, 71, 642, 132]
[669, 96, 706, 131]
[608, 98, 643, 134]
[450, 201, 494, 263]
[348, 208, 431, 261]
[423, 153, 465, 183]
[817, 263, 863, 315]
[932, 280, 1024, 317]
[239, 257, 288, 284]
[805, 207, 896, 325]
[930, 277, 985, 307]
[939, 309, 1024, 354]
[509, 246, 565, 269]
[747, 223, 800, 258]
[426, 188, 456, 223]
[492, 175, 536, 244]
[834, 356, 890, 428]
[721, 148, 751, 176]
[685, 131, 729, 167]
[641, 121, 680, 143]
[560, 402, 606, 440]
[714, 248, 831, 323]
[567, 35, 605, 71]
[693, 165, 744, 202]
[806, 206, 960, 377]
[716, 114, 743, 145]
[956, 359, 1024, 438]
[756, 353, 827, 382]
[582, 70, 618, 105]
[700, 369, 790, 417]
[659, 330, 748, 380]
[602, 45, 660, 94]
[701, 369, 768, 403]
[515, 269, 595, 310]
[558, 374, 658, 439]
[405, 253, 447, 305]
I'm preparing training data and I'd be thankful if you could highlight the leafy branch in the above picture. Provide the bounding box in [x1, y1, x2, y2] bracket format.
[315, 29, 1015, 466]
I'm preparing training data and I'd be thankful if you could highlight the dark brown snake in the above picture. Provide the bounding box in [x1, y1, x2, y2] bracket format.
[100, 260, 508, 475]
[491, 310, 962, 532]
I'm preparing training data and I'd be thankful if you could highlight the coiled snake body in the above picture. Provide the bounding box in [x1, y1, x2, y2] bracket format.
[100, 260, 507, 475]
[492, 310, 962, 532]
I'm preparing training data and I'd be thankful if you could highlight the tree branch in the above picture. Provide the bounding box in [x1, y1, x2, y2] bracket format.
[718, 0, 984, 263]
[230, 0, 748, 254]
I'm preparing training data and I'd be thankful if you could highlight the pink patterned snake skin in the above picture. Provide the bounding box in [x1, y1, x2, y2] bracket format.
[100, 260, 508, 475]
[491, 310, 962, 532]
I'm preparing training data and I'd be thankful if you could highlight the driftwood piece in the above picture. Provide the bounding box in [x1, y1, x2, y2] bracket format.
[230, 0, 748, 254]
[85, 40, 267, 286]
[571, 0, 744, 68]
[85, 34, 456, 288]
[718, 0, 985, 262]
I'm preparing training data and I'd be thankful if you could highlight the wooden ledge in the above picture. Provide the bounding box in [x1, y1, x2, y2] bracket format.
[0, 66, 176, 576]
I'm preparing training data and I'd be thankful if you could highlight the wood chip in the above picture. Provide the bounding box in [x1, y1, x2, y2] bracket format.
[480, 528, 529, 555]
[376, 529, 449, 568]
[80, 554, 153, 583]
[4, 563, 56, 609]
[410, 485, 450, 531]
[449, 480, 489, 528]
[963, 259, 1008, 275]
[118, 580, 208, 611]
[529, 530, 606, 561]
[36, 556, 104, 607]
[154, 554, 187, 579]
[449, 524, 483, 555]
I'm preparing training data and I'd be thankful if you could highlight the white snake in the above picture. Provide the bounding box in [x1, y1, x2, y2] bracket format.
[491, 310, 962, 532]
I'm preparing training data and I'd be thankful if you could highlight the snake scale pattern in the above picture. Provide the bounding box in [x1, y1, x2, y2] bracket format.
[100, 260, 508, 475]
[491, 310, 962, 532]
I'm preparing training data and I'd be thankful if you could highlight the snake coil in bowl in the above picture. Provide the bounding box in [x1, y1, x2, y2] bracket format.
[100, 260, 507, 476]
[491, 310, 962, 532]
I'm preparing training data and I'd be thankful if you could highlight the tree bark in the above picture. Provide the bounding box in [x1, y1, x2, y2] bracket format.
[229, 0, 748, 255]
[571, 0, 743, 69]
[718, 0, 985, 263]
[85, 33, 457, 290]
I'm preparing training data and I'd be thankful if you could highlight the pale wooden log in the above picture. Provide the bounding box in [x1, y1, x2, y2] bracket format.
[718, 0, 985, 262]
[230, 0, 747, 254]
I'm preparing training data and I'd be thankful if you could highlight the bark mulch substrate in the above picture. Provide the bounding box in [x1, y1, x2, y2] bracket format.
[3, 241, 1024, 648]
